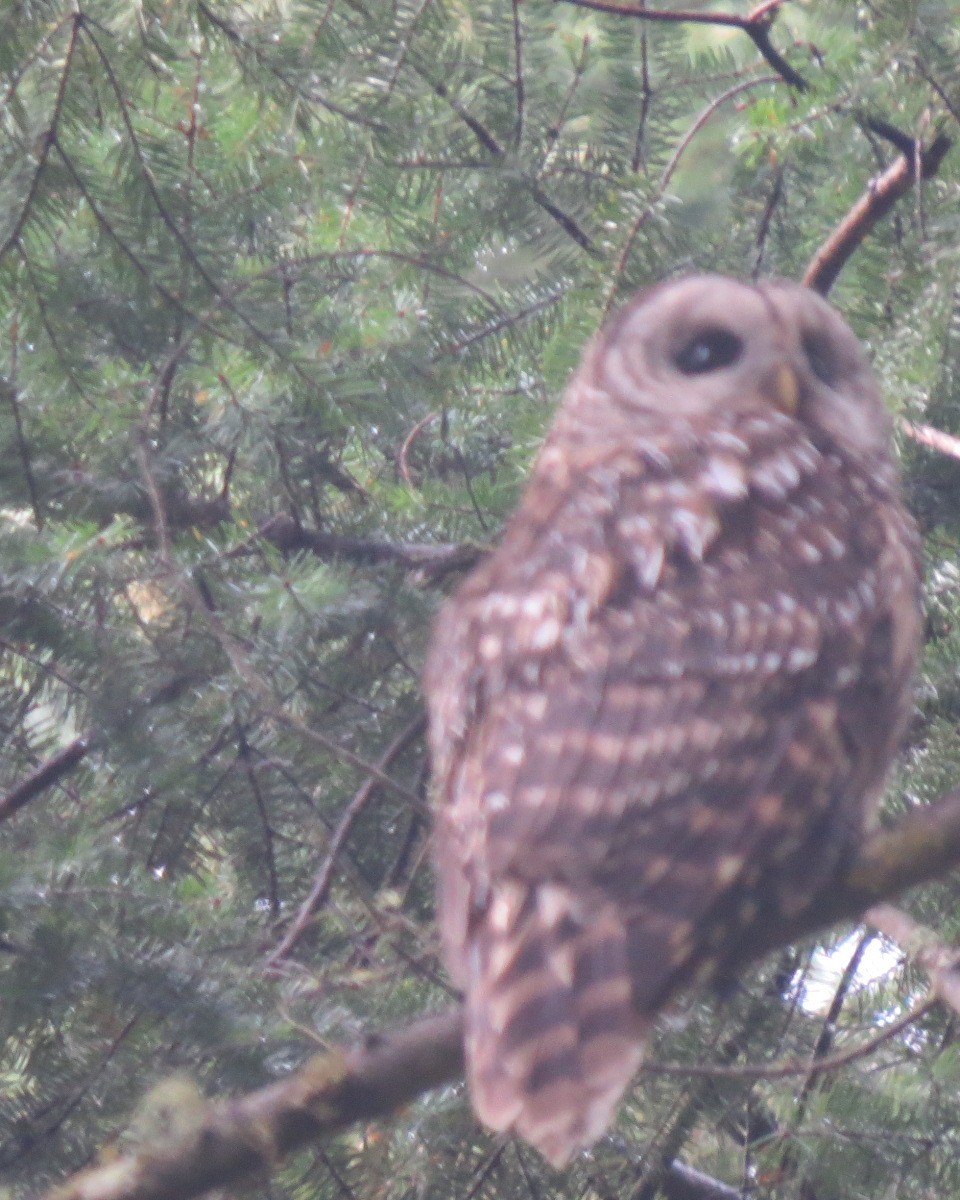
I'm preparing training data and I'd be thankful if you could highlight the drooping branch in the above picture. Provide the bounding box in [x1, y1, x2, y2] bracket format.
[556, 0, 808, 91]
[40, 787, 960, 1200]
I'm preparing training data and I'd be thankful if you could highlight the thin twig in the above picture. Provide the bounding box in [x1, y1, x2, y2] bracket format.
[0, 14, 81, 261]
[398, 412, 438, 486]
[4, 367, 43, 529]
[511, 0, 525, 148]
[608, 74, 782, 311]
[266, 715, 426, 967]
[641, 995, 935, 1081]
[238, 733, 281, 917]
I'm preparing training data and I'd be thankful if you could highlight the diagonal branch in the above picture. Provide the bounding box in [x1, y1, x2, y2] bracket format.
[901, 419, 960, 462]
[866, 903, 960, 1015]
[0, 738, 89, 824]
[40, 786, 960, 1200]
[803, 131, 952, 295]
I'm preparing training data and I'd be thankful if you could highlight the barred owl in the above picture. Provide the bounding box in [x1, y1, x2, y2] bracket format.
[423, 276, 921, 1167]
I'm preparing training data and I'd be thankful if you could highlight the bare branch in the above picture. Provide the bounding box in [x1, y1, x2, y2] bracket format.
[0, 738, 89, 824]
[901, 418, 960, 462]
[265, 715, 427, 967]
[803, 132, 952, 295]
[607, 74, 782, 310]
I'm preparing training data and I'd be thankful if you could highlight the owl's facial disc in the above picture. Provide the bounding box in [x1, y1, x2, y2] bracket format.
[594, 275, 890, 460]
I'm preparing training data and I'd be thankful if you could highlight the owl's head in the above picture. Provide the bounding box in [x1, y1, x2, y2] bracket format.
[588, 275, 891, 459]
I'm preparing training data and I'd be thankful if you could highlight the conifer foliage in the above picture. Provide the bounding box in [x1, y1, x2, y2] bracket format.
[3, 4, 960, 1199]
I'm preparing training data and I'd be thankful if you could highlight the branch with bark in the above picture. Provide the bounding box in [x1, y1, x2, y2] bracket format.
[245, 513, 483, 577]
[0, 738, 89, 824]
[41, 787, 960, 1200]
[803, 130, 952, 295]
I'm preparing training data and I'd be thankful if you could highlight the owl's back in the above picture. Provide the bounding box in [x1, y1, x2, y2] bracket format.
[424, 277, 922, 1166]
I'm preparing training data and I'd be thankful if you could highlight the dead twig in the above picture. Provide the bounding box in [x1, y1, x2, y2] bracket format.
[642, 994, 935, 1081]
[398, 412, 438, 486]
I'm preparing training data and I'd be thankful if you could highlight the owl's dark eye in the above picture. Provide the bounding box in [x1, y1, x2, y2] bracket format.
[801, 330, 838, 385]
[674, 328, 744, 375]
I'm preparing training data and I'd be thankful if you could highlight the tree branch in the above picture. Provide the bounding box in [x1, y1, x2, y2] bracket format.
[556, 0, 808, 91]
[901, 419, 960, 462]
[40, 787, 960, 1200]
[866, 903, 960, 1015]
[246, 512, 484, 576]
[0, 737, 89, 824]
[803, 131, 952, 295]
[42, 1010, 464, 1200]
[264, 714, 427, 967]
[661, 1161, 746, 1200]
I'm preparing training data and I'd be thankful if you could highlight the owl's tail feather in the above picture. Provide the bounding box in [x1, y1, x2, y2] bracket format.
[465, 881, 648, 1168]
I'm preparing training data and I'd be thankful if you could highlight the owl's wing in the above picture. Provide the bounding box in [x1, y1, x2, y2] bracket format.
[425, 448, 918, 1167]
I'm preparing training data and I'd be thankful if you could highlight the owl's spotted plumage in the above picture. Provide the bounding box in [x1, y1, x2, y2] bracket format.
[423, 276, 922, 1167]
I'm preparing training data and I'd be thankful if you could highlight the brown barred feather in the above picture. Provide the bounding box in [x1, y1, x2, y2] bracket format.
[424, 276, 922, 1167]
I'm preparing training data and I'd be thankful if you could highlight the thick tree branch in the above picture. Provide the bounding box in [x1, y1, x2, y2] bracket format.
[41, 788, 960, 1200]
[731, 789, 960, 966]
[803, 131, 952, 295]
[42, 1011, 465, 1200]
[0, 738, 89, 823]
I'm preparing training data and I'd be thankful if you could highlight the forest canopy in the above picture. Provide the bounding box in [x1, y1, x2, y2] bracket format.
[4, 4, 960, 1200]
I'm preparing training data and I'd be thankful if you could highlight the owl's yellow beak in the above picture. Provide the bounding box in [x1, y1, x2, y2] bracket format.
[769, 363, 800, 415]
